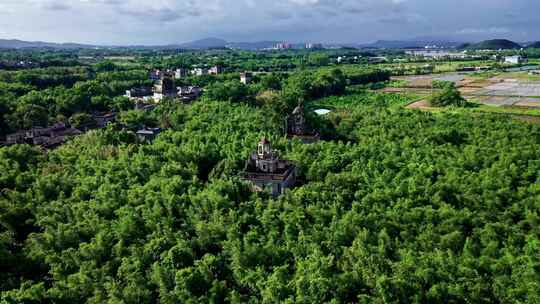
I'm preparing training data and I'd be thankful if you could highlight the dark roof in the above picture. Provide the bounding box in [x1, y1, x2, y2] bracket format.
[244, 162, 296, 182]
[136, 128, 161, 135]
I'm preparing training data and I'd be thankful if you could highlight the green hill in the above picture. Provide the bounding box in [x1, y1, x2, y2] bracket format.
[526, 41, 540, 48]
[465, 39, 522, 50]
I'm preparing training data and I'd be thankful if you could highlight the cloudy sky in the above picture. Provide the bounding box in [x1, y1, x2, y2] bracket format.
[0, 0, 537, 45]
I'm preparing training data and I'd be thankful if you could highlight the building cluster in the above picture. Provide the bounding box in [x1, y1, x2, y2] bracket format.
[336, 55, 360, 64]
[190, 66, 223, 76]
[1, 110, 165, 149]
[1, 110, 120, 149]
[125, 87, 153, 99]
[149, 66, 221, 79]
[152, 75, 203, 103]
[150, 68, 188, 81]
[3, 122, 82, 149]
[456, 66, 491, 72]
[127, 67, 210, 104]
[0, 60, 39, 69]
[274, 43, 292, 50]
[405, 50, 484, 61]
[177, 86, 203, 102]
[270, 42, 324, 50]
[504, 56, 528, 65]
[305, 43, 323, 49]
[406, 50, 468, 59]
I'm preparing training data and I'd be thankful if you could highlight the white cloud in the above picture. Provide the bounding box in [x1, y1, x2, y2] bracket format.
[0, 0, 539, 45]
[457, 27, 511, 35]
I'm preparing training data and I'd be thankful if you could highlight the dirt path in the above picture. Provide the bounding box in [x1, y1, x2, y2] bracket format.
[406, 100, 430, 109]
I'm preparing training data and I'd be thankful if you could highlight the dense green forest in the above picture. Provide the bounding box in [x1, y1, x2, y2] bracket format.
[0, 48, 390, 136]
[1, 49, 540, 303]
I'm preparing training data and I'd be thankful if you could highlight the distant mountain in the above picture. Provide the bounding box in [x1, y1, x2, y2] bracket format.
[3, 36, 526, 51]
[177, 38, 227, 49]
[526, 41, 540, 49]
[463, 39, 522, 50]
[0, 39, 95, 49]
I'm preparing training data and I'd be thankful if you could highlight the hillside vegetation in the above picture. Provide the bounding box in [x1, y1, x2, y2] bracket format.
[526, 41, 540, 49]
[462, 39, 522, 50]
[1, 50, 540, 303]
[2, 91, 540, 304]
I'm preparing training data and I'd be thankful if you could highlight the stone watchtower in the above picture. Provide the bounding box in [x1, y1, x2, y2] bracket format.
[153, 74, 176, 101]
[256, 137, 280, 173]
[289, 104, 306, 135]
[286, 102, 319, 143]
[243, 138, 297, 197]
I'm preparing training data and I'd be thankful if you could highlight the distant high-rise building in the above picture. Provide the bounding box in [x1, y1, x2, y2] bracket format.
[305, 43, 323, 49]
[275, 42, 292, 50]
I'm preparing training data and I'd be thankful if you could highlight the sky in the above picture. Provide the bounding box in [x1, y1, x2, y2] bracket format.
[0, 0, 538, 45]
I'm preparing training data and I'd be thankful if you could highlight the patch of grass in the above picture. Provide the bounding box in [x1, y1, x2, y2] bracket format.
[386, 79, 409, 88]
[500, 72, 540, 82]
[471, 104, 540, 116]
[310, 90, 417, 111]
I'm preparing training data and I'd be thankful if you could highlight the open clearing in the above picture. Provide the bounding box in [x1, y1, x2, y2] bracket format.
[391, 72, 540, 122]
[405, 99, 431, 109]
[392, 72, 540, 109]
[470, 81, 540, 98]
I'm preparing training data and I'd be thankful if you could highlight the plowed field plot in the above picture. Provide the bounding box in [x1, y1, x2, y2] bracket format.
[394, 73, 478, 89]
[401, 76, 432, 88]
[472, 96, 520, 106]
[394, 74, 540, 109]
[514, 98, 540, 107]
[459, 87, 481, 94]
[406, 100, 431, 109]
[472, 81, 540, 97]
[382, 87, 434, 94]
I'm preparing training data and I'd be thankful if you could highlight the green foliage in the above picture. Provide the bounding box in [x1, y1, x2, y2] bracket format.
[93, 60, 120, 72]
[6, 103, 49, 129]
[345, 69, 391, 85]
[432, 80, 453, 89]
[1, 48, 540, 304]
[464, 39, 522, 50]
[430, 83, 467, 107]
[282, 69, 347, 111]
[118, 109, 158, 130]
[68, 113, 97, 130]
[307, 53, 330, 67]
[205, 80, 251, 103]
[2, 96, 540, 303]
[312, 88, 412, 110]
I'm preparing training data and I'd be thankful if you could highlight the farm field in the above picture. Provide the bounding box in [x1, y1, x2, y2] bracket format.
[390, 71, 540, 120]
